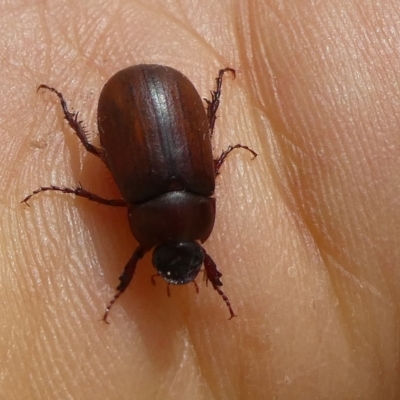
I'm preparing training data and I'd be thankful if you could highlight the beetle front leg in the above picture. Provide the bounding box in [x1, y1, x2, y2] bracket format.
[103, 246, 148, 323]
[21, 184, 126, 207]
[214, 144, 257, 176]
[37, 84, 105, 159]
[202, 248, 236, 320]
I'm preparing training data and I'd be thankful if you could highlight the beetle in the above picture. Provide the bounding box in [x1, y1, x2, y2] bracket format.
[23, 64, 256, 321]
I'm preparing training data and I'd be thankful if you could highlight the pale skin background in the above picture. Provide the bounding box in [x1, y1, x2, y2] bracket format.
[1, 0, 400, 399]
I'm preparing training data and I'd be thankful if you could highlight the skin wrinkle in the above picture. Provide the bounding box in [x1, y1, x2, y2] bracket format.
[252, 0, 396, 394]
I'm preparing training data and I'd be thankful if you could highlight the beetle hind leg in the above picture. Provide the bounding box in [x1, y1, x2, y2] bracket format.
[37, 84, 105, 159]
[205, 68, 236, 138]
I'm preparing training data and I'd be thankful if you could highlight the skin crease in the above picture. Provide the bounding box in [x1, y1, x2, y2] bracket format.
[1, 0, 400, 399]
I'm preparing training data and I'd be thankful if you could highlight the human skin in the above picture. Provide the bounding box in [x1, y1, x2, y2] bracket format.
[1, 0, 400, 399]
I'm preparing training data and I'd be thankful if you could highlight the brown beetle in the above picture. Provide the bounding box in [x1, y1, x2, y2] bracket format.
[24, 65, 256, 321]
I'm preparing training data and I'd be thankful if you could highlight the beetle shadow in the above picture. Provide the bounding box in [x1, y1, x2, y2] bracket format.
[72, 161, 191, 369]
[112, 259, 199, 366]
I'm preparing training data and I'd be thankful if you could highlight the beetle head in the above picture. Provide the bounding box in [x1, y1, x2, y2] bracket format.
[152, 242, 204, 284]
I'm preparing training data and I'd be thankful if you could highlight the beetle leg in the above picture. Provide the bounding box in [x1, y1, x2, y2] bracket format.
[151, 272, 160, 286]
[21, 183, 127, 207]
[166, 283, 171, 297]
[205, 68, 236, 138]
[202, 248, 236, 320]
[103, 246, 148, 323]
[193, 280, 200, 294]
[214, 144, 258, 176]
[37, 84, 105, 159]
